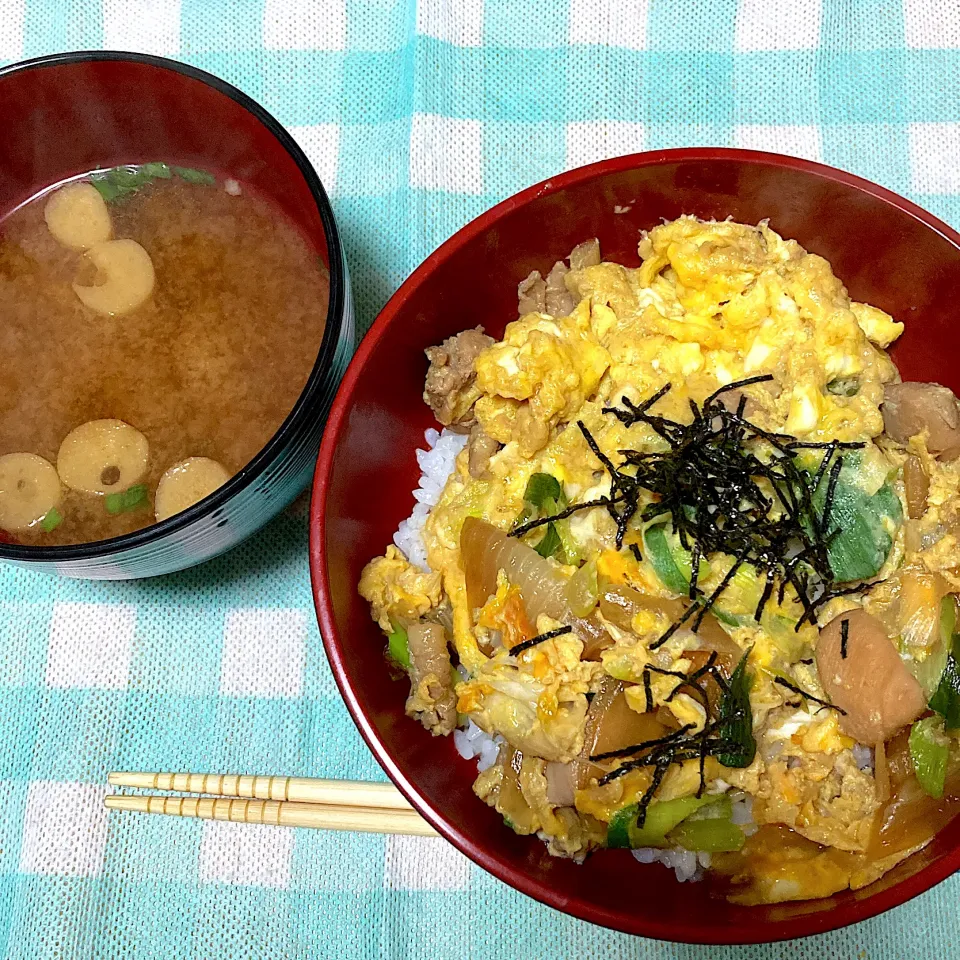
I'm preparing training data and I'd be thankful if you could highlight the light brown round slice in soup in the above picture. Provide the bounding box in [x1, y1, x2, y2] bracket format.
[155, 457, 230, 521]
[57, 419, 149, 495]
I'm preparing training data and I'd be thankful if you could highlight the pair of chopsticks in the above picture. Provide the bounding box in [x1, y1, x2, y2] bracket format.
[106, 772, 438, 837]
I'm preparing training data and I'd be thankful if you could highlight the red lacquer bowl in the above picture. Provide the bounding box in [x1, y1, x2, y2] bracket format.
[310, 149, 960, 943]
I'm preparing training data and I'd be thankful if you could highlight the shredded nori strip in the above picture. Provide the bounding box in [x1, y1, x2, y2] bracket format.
[510, 495, 624, 538]
[590, 723, 695, 761]
[593, 653, 755, 827]
[510, 377, 867, 639]
[840, 617, 850, 659]
[508, 625, 572, 657]
[642, 670, 654, 713]
[773, 676, 847, 715]
[629, 543, 643, 563]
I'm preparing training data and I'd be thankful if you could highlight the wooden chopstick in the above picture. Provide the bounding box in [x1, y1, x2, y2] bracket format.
[105, 794, 438, 836]
[105, 771, 438, 837]
[107, 772, 413, 810]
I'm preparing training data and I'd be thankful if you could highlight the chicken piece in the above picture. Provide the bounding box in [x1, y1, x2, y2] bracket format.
[882, 382, 960, 455]
[545, 261, 576, 317]
[568, 238, 601, 271]
[474, 749, 597, 858]
[405, 622, 457, 735]
[423, 327, 494, 428]
[517, 270, 546, 315]
[816, 610, 926, 745]
[467, 424, 499, 478]
[359, 545, 442, 632]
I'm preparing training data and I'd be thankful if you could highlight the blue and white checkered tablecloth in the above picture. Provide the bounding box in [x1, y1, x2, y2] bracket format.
[1, 1, 959, 957]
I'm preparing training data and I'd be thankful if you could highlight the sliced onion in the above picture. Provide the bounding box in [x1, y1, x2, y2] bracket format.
[897, 569, 946, 653]
[599, 581, 740, 669]
[545, 762, 577, 806]
[460, 517, 611, 654]
[589, 683, 666, 758]
[903, 455, 929, 520]
[870, 729, 960, 858]
[565, 558, 599, 618]
[461, 517, 567, 618]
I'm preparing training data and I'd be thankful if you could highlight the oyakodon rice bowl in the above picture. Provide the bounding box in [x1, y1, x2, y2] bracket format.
[359, 216, 960, 906]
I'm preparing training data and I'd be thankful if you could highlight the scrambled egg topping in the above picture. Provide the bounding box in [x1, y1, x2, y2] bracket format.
[361, 217, 960, 903]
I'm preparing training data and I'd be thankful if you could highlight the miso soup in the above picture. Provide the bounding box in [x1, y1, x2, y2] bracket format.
[0, 165, 329, 545]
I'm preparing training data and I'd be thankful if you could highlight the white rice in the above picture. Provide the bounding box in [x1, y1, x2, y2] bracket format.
[631, 794, 755, 883]
[394, 427, 467, 570]
[631, 846, 711, 883]
[453, 719, 504, 773]
[852, 743, 874, 772]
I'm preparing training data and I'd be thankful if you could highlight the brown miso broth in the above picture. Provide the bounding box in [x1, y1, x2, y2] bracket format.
[0, 170, 329, 545]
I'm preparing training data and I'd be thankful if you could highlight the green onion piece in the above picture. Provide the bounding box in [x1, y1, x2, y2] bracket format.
[534, 522, 562, 560]
[929, 628, 960, 730]
[826, 377, 860, 397]
[387, 624, 411, 670]
[607, 795, 715, 849]
[40, 507, 63, 532]
[565, 558, 599, 617]
[942, 595, 957, 644]
[139, 161, 172, 179]
[668, 815, 745, 853]
[172, 166, 216, 186]
[643, 523, 689, 596]
[523, 473, 563, 510]
[813, 474, 901, 583]
[89, 162, 212, 203]
[684, 794, 733, 821]
[90, 164, 167, 203]
[512, 501, 538, 531]
[717, 650, 756, 768]
[909, 716, 950, 798]
[122, 484, 148, 510]
[105, 484, 148, 515]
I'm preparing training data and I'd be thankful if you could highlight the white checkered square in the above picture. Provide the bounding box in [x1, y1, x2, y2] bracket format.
[384, 835, 471, 890]
[45, 601, 135, 691]
[568, 0, 648, 50]
[909, 123, 960, 193]
[20, 781, 109, 878]
[220, 608, 306, 698]
[735, 0, 821, 51]
[199, 820, 293, 888]
[904, 0, 960, 49]
[102, 0, 181, 56]
[0, 0, 24, 59]
[263, 0, 347, 51]
[565, 121, 645, 169]
[410, 114, 484, 194]
[289, 124, 341, 194]
[734, 124, 823, 162]
[415, 0, 484, 47]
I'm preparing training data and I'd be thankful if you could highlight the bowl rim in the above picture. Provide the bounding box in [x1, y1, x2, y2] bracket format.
[309, 147, 960, 943]
[0, 49, 346, 562]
